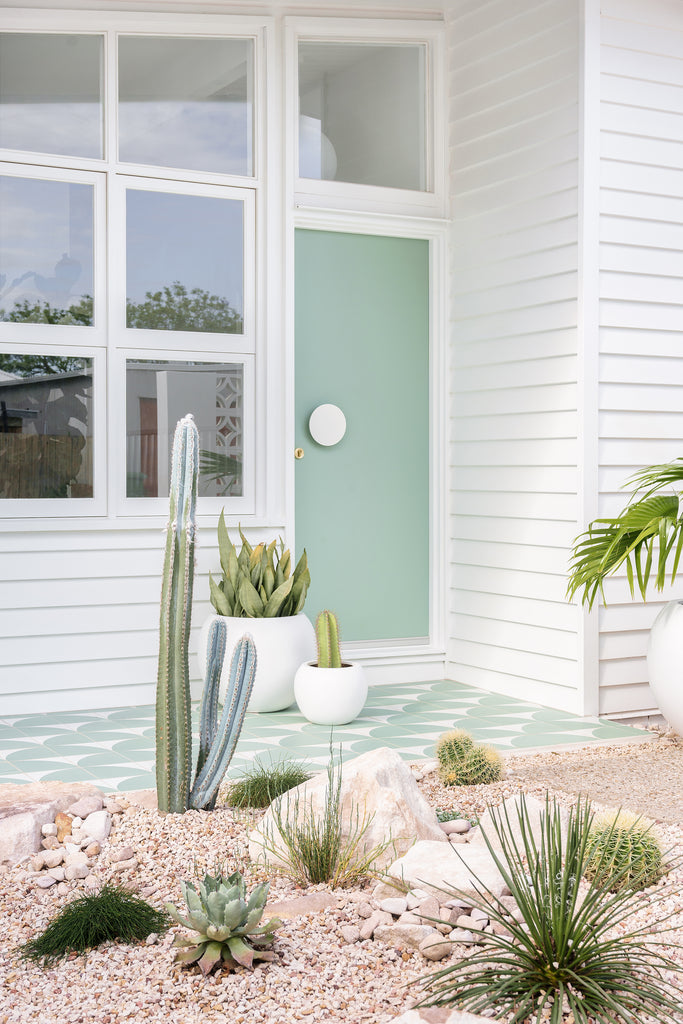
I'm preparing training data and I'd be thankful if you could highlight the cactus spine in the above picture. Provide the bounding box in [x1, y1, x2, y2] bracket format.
[316, 610, 342, 668]
[156, 414, 257, 813]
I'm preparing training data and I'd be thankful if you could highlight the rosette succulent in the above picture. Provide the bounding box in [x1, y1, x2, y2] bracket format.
[165, 869, 282, 975]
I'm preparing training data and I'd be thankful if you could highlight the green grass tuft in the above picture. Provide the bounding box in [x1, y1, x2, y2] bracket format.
[19, 883, 169, 966]
[225, 756, 313, 808]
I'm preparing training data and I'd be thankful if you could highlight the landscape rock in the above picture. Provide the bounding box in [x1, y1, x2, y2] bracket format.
[0, 781, 102, 866]
[84, 842, 101, 858]
[380, 897, 408, 916]
[55, 812, 72, 842]
[35, 874, 57, 889]
[386, 841, 507, 902]
[392, 1007, 492, 1023]
[47, 866, 65, 881]
[419, 934, 453, 961]
[41, 837, 60, 850]
[41, 823, 58, 837]
[109, 845, 135, 863]
[406, 888, 429, 909]
[449, 928, 475, 944]
[373, 923, 436, 950]
[470, 794, 567, 860]
[65, 862, 90, 881]
[104, 799, 124, 814]
[357, 901, 374, 919]
[67, 795, 103, 818]
[359, 910, 393, 940]
[265, 892, 337, 919]
[112, 857, 138, 873]
[340, 925, 360, 944]
[248, 747, 446, 870]
[82, 810, 111, 843]
[441, 819, 470, 835]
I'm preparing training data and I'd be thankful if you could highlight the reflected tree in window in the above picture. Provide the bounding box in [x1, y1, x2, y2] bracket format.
[126, 281, 242, 333]
[0, 295, 93, 326]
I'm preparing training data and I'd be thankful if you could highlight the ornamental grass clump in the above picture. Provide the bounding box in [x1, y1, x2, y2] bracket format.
[417, 793, 683, 1024]
[19, 883, 169, 966]
[225, 756, 313, 808]
[436, 728, 503, 786]
[584, 809, 666, 892]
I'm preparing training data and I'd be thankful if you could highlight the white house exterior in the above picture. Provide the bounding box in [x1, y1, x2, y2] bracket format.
[0, 0, 681, 724]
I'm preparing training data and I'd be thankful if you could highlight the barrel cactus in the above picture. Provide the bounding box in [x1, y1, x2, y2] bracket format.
[315, 610, 342, 668]
[165, 869, 282, 975]
[584, 809, 666, 892]
[156, 414, 257, 814]
[436, 729, 503, 786]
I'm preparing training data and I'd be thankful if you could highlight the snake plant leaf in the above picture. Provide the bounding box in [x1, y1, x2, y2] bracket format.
[208, 573, 231, 616]
[198, 940, 224, 976]
[263, 575, 294, 617]
[239, 577, 265, 616]
[263, 565, 275, 599]
[217, 510, 234, 579]
[279, 547, 291, 579]
[226, 935, 255, 969]
[238, 524, 253, 557]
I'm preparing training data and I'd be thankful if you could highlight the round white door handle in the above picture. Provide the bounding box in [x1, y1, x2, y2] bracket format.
[308, 404, 346, 446]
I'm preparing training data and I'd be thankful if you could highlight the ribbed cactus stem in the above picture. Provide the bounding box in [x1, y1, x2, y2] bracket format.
[195, 617, 229, 783]
[316, 610, 342, 669]
[156, 414, 198, 814]
[189, 635, 257, 810]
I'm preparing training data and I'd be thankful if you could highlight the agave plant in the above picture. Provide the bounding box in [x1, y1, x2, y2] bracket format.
[567, 458, 683, 608]
[209, 512, 310, 618]
[165, 869, 282, 975]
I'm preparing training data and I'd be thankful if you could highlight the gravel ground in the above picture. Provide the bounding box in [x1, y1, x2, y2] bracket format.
[1, 737, 682, 1024]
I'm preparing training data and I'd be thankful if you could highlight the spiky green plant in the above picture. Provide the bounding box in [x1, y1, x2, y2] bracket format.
[568, 457, 683, 608]
[416, 794, 683, 1024]
[436, 729, 503, 786]
[315, 609, 342, 668]
[584, 809, 666, 892]
[19, 883, 169, 965]
[156, 414, 257, 813]
[225, 756, 313, 809]
[209, 512, 310, 618]
[165, 868, 281, 975]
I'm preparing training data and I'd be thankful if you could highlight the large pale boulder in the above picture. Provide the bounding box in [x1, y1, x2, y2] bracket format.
[386, 840, 507, 902]
[249, 747, 446, 870]
[469, 793, 568, 860]
[392, 1009, 492, 1024]
[0, 781, 103, 866]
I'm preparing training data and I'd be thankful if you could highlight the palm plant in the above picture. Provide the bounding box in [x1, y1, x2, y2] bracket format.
[567, 458, 683, 608]
[416, 794, 683, 1023]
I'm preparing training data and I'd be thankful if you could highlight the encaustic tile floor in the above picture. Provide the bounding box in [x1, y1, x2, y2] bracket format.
[0, 680, 650, 794]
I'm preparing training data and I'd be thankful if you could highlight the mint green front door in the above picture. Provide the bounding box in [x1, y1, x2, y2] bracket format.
[295, 229, 430, 643]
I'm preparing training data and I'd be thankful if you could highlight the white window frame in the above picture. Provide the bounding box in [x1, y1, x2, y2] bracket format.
[286, 17, 446, 218]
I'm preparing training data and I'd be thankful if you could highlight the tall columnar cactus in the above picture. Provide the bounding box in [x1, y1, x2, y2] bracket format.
[315, 610, 342, 668]
[156, 414, 257, 814]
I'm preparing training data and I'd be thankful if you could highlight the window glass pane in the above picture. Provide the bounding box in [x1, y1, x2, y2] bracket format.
[118, 36, 253, 176]
[0, 33, 103, 159]
[126, 359, 243, 498]
[126, 189, 243, 334]
[298, 42, 427, 191]
[0, 353, 93, 498]
[0, 176, 94, 325]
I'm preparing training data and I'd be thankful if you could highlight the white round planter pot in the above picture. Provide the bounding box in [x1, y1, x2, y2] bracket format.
[646, 599, 683, 737]
[198, 613, 315, 714]
[294, 662, 368, 725]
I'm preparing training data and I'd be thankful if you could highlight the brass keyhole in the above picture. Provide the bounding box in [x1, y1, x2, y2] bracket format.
[294, 447, 304, 460]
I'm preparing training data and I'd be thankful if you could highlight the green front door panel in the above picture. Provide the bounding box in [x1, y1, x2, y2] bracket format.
[295, 229, 430, 643]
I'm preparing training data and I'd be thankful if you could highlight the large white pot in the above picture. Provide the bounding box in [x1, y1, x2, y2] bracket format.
[294, 661, 368, 725]
[198, 613, 315, 713]
[646, 599, 683, 736]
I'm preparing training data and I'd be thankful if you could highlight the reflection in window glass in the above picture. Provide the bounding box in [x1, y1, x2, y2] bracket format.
[0, 33, 103, 159]
[0, 176, 94, 325]
[118, 36, 253, 176]
[0, 353, 93, 498]
[126, 190, 243, 334]
[126, 359, 243, 498]
[298, 42, 427, 191]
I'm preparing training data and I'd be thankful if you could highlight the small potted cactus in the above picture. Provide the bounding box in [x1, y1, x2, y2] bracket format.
[293, 610, 368, 725]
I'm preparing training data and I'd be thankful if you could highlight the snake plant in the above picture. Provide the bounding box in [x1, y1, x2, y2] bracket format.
[209, 512, 310, 617]
[166, 869, 282, 975]
[156, 414, 257, 813]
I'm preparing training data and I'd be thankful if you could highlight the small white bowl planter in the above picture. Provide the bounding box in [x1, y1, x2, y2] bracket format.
[647, 599, 683, 737]
[294, 661, 368, 725]
[198, 613, 315, 714]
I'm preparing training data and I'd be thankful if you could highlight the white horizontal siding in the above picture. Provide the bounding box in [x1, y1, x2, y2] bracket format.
[597, 0, 683, 721]
[447, 0, 580, 710]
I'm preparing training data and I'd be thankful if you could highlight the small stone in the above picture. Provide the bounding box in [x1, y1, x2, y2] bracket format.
[373, 923, 436, 950]
[54, 812, 72, 843]
[414, 896, 440, 922]
[65, 863, 89, 881]
[449, 928, 476, 944]
[112, 857, 138, 873]
[83, 874, 100, 889]
[47, 866, 65, 881]
[397, 911, 423, 926]
[42, 849, 65, 869]
[490, 920, 513, 937]
[36, 874, 57, 889]
[56, 883, 69, 896]
[357, 902, 374, 919]
[379, 897, 408, 916]
[82, 810, 111, 843]
[41, 823, 58, 837]
[441, 819, 471, 835]
[104, 800, 124, 814]
[64, 851, 89, 867]
[419, 934, 453, 961]
[449, 834, 469, 844]
[41, 836, 60, 851]
[61, 836, 75, 848]
[340, 925, 360, 944]
[84, 842, 101, 858]
[359, 910, 392, 940]
[471, 907, 489, 923]
[109, 846, 135, 863]
[455, 914, 479, 930]
[71, 816, 83, 829]
[145, 933, 159, 945]
[67, 795, 104, 818]
[405, 888, 429, 910]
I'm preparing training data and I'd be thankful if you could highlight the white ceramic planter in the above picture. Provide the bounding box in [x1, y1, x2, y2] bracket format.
[294, 661, 368, 725]
[198, 613, 315, 714]
[646, 599, 683, 737]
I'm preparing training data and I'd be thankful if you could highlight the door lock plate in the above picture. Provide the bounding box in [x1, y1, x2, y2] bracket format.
[294, 447, 304, 459]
